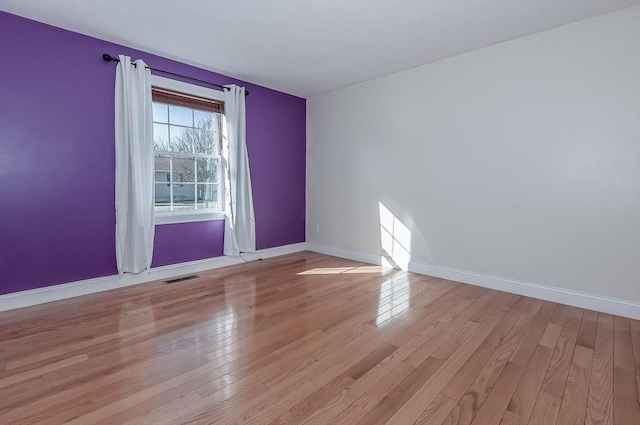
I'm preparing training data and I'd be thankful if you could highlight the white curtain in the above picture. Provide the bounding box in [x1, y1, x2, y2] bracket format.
[115, 55, 155, 275]
[223, 85, 256, 256]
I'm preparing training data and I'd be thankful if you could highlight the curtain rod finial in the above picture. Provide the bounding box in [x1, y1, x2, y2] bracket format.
[102, 54, 116, 62]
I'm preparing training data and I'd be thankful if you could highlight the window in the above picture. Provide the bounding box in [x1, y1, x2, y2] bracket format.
[150, 76, 225, 224]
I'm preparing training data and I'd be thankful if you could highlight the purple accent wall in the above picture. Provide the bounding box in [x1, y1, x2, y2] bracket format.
[152, 221, 225, 268]
[0, 12, 306, 295]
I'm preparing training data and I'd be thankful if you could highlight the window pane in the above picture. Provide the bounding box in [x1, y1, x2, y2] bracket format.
[193, 128, 216, 155]
[154, 156, 170, 176]
[172, 157, 195, 183]
[155, 183, 171, 210]
[197, 184, 217, 209]
[194, 110, 214, 129]
[153, 123, 170, 150]
[154, 171, 170, 183]
[172, 184, 195, 210]
[153, 103, 168, 123]
[169, 125, 193, 153]
[197, 158, 218, 183]
[169, 105, 193, 127]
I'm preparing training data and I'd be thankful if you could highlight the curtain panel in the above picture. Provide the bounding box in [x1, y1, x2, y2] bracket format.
[223, 85, 256, 256]
[114, 55, 155, 275]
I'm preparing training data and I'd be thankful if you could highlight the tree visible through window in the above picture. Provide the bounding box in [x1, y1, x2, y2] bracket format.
[152, 88, 223, 213]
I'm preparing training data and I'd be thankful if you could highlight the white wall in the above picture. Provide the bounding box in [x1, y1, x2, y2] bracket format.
[307, 7, 640, 305]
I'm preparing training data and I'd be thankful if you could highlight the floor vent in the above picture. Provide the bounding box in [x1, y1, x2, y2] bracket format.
[164, 274, 199, 285]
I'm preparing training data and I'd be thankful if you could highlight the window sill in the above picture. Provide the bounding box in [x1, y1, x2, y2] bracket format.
[155, 211, 225, 225]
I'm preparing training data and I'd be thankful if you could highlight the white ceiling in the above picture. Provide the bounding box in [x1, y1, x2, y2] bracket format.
[1, 0, 638, 98]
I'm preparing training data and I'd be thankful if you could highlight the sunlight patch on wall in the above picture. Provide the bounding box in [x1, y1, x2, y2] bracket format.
[379, 202, 411, 270]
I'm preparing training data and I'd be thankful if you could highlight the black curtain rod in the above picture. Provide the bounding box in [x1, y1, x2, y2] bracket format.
[102, 54, 249, 95]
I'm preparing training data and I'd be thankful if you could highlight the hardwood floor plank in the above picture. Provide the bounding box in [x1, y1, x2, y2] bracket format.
[432, 320, 479, 360]
[549, 304, 570, 326]
[510, 302, 555, 365]
[527, 391, 561, 425]
[469, 292, 515, 323]
[355, 356, 443, 425]
[365, 361, 414, 401]
[440, 345, 491, 400]
[586, 313, 614, 425]
[500, 410, 525, 425]
[506, 344, 554, 423]
[577, 310, 599, 349]
[556, 346, 593, 425]
[539, 322, 563, 349]
[440, 296, 526, 401]
[540, 307, 583, 398]
[469, 361, 526, 425]
[386, 307, 508, 424]
[630, 319, 640, 400]
[344, 343, 398, 380]
[271, 375, 355, 424]
[403, 292, 514, 368]
[613, 366, 640, 425]
[388, 284, 488, 347]
[121, 389, 202, 425]
[414, 393, 457, 425]
[328, 393, 379, 424]
[0, 353, 88, 389]
[442, 326, 527, 425]
[258, 323, 373, 388]
[614, 316, 635, 371]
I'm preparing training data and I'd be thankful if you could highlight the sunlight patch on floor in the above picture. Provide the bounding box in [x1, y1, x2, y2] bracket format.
[297, 266, 385, 275]
[375, 275, 411, 325]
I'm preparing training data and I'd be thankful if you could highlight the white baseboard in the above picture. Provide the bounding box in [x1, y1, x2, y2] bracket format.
[0, 242, 307, 312]
[307, 243, 640, 320]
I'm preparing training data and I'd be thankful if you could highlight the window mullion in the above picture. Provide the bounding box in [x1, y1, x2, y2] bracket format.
[194, 156, 198, 210]
[169, 157, 174, 211]
[192, 110, 196, 152]
[155, 150, 212, 160]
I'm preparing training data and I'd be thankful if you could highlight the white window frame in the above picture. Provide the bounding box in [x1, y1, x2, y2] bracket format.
[151, 75, 226, 225]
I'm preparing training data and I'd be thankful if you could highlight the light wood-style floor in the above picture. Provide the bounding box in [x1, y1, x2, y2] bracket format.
[1, 252, 639, 425]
